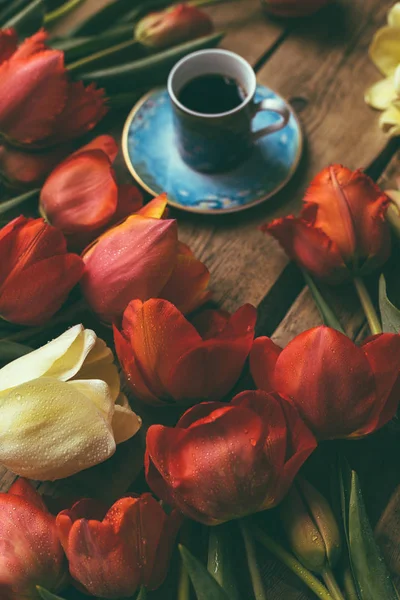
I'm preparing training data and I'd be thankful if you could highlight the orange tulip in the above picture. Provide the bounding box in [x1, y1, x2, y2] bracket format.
[145, 390, 317, 524]
[261, 0, 330, 17]
[250, 327, 400, 439]
[0, 29, 107, 187]
[135, 3, 213, 49]
[0, 216, 84, 326]
[40, 135, 143, 249]
[0, 478, 67, 600]
[264, 165, 391, 282]
[81, 195, 210, 323]
[114, 298, 257, 405]
[56, 494, 181, 598]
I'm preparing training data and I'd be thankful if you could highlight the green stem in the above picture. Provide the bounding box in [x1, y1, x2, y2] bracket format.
[239, 522, 268, 600]
[178, 557, 190, 600]
[342, 565, 360, 600]
[0, 188, 40, 215]
[208, 525, 240, 600]
[353, 277, 382, 335]
[188, 0, 236, 7]
[386, 197, 400, 240]
[67, 39, 139, 72]
[322, 567, 346, 600]
[252, 527, 333, 600]
[302, 269, 345, 334]
[44, 0, 85, 23]
[136, 585, 147, 600]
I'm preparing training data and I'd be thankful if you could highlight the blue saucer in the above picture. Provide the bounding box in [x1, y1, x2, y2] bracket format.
[122, 86, 303, 214]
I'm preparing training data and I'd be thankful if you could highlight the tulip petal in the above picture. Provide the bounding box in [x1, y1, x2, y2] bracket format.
[190, 309, 231, 340]
[40, 149, 118, 234]
[0, 252, 84, 326]
[112, 393, 142, 444]
[0, 142, 70, 187]
[388, 4, 400, 27]
[167, 304, 257, 403]
[0, 493, 66, 598]
[124, 299, 201, 400]
[0, 45, 68, 144]
[67, 379, 114, 424]
[160, 247, 211, 314]
[49, 81, 108, 144]
[82, 217, 178, 323]
[360, 334, 400, 432]
[113, 324, 162, 405]
[369, 26, 400, 76]
[380, 104, 400, 134]
[250, 336, 282, 392]
[264, 216, 346, 281]
[146, 403, 271, 524]
[0, 29, 18, 65]
[138, 193, 168, 218]
[0, 325, 96, 393]
[74, 134, 118, 162]
[113, 184, 143, 222]
[8, 478, 48, 513]
[365, 76, 397, 110]
[0, 378, 116, 480]
[149, 508, 183, 590]
[75, 357, 120, 402]
[273, 327, 377, 440]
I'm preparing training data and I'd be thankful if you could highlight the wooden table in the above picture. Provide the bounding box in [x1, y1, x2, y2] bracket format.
[3, 1, 400, 598]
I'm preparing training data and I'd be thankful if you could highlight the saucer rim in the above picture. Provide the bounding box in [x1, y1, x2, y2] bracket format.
[122, 86, 304, 215]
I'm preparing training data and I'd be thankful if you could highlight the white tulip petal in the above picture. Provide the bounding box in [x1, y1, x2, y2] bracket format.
[83, 337, 114, 367]
[74, 361, 120, 403]
[0, 325, 97, 393]
[365, 76, 397, 109]
[388, 3, 400, 27]
[67, 379, 114, 423]
[112, 393, 142, 444]
[0, 377, 116, 481]
[380, 104, 400, 134]
[369, 26, 400, 76]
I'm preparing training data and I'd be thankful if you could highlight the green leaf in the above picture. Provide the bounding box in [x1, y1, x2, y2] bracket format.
[379, 274, 400, 333]
[67, 0, 144, 36]
[52, 24, 134, 63]
[0, 188, 40, 216]
[0, 0, 32, 26]
[339, 460, 398, 600]
[80, 32, 225, 92]
[68, 39, 140, 75]
[179, 544, 230, 600]
[208, 525, 240, 600]
[4, 0, 45, 36]
[302, 270, 345, 334]
[136, 586, 147, 600]
[44, 0, 85, 24]
[36, 587, 67, 600]
[0, 340, 32, 362]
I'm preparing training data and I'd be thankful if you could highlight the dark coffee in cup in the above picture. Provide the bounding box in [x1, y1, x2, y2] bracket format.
[178, 74, 247, 114]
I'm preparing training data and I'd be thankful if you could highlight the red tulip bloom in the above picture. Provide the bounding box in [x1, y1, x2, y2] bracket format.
[40, 135, 143, 249]
[82, 197, 210, 323]
[0, 478, 67, 600]
[56, 494, 181, 599]
[145, 390, 317, 525]
[114, 299, 257, 406]
[0, 143, 71, 188]
[250, 327, 400, 439]
[0, 216, 84, 326]
[264, 165, 390, 282]
[135, 3, 213, 49]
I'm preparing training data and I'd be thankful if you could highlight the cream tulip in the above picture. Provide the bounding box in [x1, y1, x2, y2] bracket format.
[0, 325, 141, 481]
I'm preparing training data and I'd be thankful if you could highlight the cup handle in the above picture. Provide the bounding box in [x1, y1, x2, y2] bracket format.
[252, 98, 290, 142]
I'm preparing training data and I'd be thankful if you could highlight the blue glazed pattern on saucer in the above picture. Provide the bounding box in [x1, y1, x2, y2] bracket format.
[123, 86, 302, 214]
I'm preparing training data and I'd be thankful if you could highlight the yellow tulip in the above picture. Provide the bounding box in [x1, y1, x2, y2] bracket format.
[365, 3, 400, 135]
[0, 324, 142, 481]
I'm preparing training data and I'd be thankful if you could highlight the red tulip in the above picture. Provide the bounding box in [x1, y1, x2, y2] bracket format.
[114, 298, 256, 406]
[82, 197, 210, 323]
[56, 494, 182, 598]
[135, 3, 213, 49]
[0, 216, 84, 326]
[0, 478, 67, 600]
[0, 142, 71, 188]
[145, 390, 317, 525]
[40, 135, 143, 249]
[262, 0, 330, 17]
[0, 29, 106, 147]
[250, 326, 400, 439]
[264, 165, 390, 282]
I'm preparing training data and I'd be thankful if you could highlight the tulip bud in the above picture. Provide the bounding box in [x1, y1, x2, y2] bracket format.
[261, 0, 330, 17]
[280, 478, 341, 574]
[135, 4, 213, 50]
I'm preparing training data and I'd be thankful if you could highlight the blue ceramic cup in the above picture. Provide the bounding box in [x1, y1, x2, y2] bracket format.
[168, 49, 290, 173]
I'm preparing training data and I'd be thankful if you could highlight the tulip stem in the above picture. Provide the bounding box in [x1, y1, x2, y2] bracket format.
[353, 277, 382, 335]
[302, 269, 345, 334]
[239, 522, 268, 600]
[44, 0, 84, 24]
[252, 527, 334, 600]
[322, 568, 346, 600]
[178, 558, 190, 600]
[342, 565, 360, 600]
